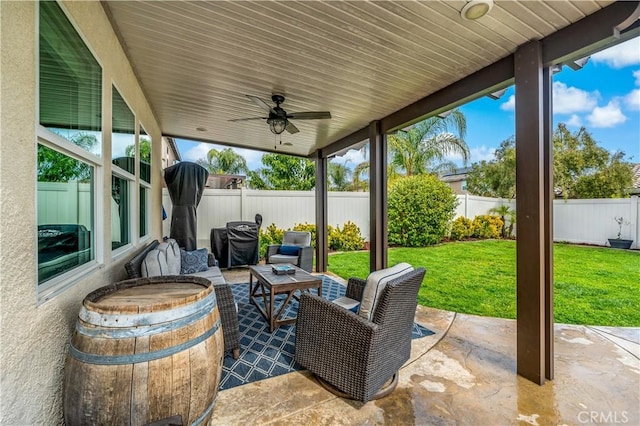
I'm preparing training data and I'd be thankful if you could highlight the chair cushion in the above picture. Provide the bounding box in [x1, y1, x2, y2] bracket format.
[157, 239, 181, 275]
[268, 254, 299, 264]
[188, 267, 226, 285]
[332, 296, 360, 313]
[282, 231, 311, 247]
[180, 248, 209, 274]
[358, 263, 414, 321]
[141, 249, 169, 277]
[279, 244, 300, 256]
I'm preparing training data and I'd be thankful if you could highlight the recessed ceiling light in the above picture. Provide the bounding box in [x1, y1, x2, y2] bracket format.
[461, 0, 493, 21]
[196, 127, 207, 132]
[283, 142, 293, 146]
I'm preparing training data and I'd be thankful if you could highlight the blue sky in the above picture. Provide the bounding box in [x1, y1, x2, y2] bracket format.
[177, 37, 639, 170]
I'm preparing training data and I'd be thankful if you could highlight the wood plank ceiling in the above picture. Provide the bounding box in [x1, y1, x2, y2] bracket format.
[102, 1, 612, 157]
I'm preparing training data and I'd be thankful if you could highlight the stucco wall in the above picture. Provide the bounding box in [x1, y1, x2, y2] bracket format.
[0, 2, 162, 424]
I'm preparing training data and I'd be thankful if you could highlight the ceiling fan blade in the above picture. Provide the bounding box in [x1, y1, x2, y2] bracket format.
[228, 116, 267, 122]
[285, 120, 300, 134]
[247, 95, 276, 114]
[286, 111, 331, 120]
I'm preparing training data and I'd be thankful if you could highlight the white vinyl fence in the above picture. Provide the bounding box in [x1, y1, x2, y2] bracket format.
[162, 189, 639, 250]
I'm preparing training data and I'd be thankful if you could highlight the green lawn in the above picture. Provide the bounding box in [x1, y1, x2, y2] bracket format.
[327, 240, 640, 327]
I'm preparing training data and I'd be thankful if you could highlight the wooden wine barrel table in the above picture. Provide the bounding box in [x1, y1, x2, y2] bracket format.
[64, 275, 224, 426]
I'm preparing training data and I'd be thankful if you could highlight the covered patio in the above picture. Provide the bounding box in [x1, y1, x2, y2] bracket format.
[215, 268, 639, 424]
[1, 1, 639, 424]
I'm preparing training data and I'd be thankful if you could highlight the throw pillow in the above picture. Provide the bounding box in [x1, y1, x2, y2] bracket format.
[180, 248, 209, 274]
[358, 262, 414, 321]
[279, 245, 300, 256]
[158, 239, 181, 275]
[141, 249, 169, 277]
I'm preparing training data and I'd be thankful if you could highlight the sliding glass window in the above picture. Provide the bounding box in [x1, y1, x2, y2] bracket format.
[37, 1, 100, 291]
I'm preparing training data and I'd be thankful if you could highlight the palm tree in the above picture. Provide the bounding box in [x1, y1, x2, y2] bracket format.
[328, 162, 352, 191]
[388, 109, 469, 176]
[197, 147, 248, 175]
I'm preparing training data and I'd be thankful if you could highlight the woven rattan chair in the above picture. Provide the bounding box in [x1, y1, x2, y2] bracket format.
[265, 231, 313, 272]
[294, 267, 426, 403]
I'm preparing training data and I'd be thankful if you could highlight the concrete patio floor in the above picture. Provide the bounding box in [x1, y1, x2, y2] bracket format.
[213, 267, 640, 425]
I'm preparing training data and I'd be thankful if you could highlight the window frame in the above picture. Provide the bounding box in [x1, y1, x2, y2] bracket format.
[138, 124, 152, 241]
[35, 1, 105, 303]
[36, 127, 104, 303]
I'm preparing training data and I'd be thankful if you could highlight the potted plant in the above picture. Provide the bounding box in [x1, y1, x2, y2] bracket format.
[608, 216, 633, 249]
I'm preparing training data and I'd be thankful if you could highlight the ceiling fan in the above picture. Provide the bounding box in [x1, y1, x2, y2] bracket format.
[229, 94, 331, 135]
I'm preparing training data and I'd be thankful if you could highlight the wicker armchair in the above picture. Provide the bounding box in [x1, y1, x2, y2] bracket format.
[265, 231, 313, 272]
[295, 267, 426, 403]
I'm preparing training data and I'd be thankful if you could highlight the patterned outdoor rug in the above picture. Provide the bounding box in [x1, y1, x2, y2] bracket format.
[219, 275, 434, 390]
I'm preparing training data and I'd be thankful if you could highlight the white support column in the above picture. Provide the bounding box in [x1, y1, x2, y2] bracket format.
[629, 195, 639, 249]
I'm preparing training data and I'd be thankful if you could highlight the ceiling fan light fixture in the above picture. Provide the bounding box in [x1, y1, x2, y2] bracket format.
[268, 117, 288, 135]
[461, 0, 493, 21]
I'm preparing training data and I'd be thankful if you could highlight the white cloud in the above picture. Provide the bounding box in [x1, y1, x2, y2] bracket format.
[591, 38, 640, 69]
[624, 89, 640, 111]
[331, 148, 366, 167]
[500, 83, 599, 115]
[552, 82, 598, 114]
[565, 114, 582, 127]
[180, 143, 264, 170]
[469, 145, 496, 163]
[182, 143, 211, 162]
[586, 100, 627, 128]
[500, 95, 515, 111]
[634, 70, 640, 86]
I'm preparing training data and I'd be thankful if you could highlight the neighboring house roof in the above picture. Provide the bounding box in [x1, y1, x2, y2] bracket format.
[166, 137, 181, 162]
[440, 167, 471, 183]
[206, 174, 245, 189]
[632, 164, 640, 189]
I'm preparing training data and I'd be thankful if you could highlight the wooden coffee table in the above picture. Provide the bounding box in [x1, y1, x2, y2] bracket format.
[249, 264, 322, 332]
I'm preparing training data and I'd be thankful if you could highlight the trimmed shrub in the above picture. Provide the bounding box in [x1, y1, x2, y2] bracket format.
[259, 223, 284, 259]
[450, 216, 474, 241]
[388, 175, 458, 247]
[293, 222, 317, 249]
[329, 221, 365, 251]
[471, 215, 503, 239]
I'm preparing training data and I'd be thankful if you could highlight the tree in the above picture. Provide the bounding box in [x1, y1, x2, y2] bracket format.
[247, 153, 315, 190]
[466, 137, 517, 199]
[553, 124, 632, 199]
[387, 109, 469, 176]
[328, 162, 352, 191]
[352, 161, 369, 191]
[466, 124, 633, 199]
[196, 147, 248, 175]
[37, 133, 97, 182]
[125, 137, 151, 163]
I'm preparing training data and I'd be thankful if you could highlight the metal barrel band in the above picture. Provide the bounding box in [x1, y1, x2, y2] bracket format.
[69, 319, 220, 365]
[75, 297, 217, 338]
[78, 289, 217, 327]
[191, 397, 217, 426]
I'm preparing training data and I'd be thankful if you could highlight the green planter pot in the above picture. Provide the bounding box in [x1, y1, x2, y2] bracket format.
[608, 239, 633, 249]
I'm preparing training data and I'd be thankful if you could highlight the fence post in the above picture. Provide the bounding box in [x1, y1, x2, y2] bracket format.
[630, 195, 639, 249]
[240, 187, 247, 221]
[464, 193, 469, 218]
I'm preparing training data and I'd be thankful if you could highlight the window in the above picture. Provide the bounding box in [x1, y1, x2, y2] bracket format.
[37, 145, 95, 283]
[111, 86, 135, 250]
[111, 174, 130, 250]
[139, 126, 151, 238]
[39, 1, 101, 154]
[38, 1, 101, 292]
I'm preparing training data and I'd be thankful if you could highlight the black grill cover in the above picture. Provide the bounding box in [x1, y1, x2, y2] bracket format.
[210, 227, 229, 269]
[164, 162, 208, 251]
[226, 221, 259, 268]
[210, 224, 259, 268]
